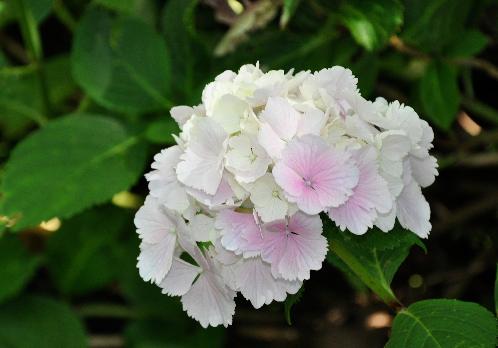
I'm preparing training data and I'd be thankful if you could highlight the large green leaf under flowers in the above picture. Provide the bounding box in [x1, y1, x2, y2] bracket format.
[0, 296, 87, 348]
[72, 7, 172, 114]
[326, 220, 424, 304]
[386, 299, 497, 347]
[0, 114, 146, 231]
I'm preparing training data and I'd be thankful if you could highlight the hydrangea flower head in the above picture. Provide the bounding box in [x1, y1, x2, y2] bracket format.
[135, 63, 438, 327]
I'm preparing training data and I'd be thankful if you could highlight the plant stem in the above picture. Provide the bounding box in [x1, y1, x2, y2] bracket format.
[461, 97, 498, 126]
[53, 0, 77, 32]
[14, 0, 51, 121]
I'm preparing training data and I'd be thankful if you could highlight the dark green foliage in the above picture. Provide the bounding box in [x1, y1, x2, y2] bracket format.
[0, 296, 87, 348]
[326, 220, 424, 304]
[0, 0, 496, 346]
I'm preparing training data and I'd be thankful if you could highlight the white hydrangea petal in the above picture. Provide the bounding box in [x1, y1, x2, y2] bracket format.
[396, 180, 431, 238]
[145, 146, 189, 213]
[235, 257, 301, 309]
[211, 94, 250, 134]
[225, 134, 271, 183]
[170, 105, 194, 128]
[258, 122, 287, 159]
[189, 214, 219, 242]
[176, 118, 228, 195]
[181, 271, 236, 328]
[296, 106, 327, 136]
[160, 257, 201, 296]
[260, 96, 301, 141]
[375, 206, 397, 232]
[137, 235, 176, 284]
[134, 196, 176, 244]
[409, 155, 438, 188]
[250, 174, 288, 223]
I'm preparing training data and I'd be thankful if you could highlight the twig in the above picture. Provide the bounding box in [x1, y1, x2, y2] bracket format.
[53, 0, 77, 32]
[0, 32, 29, 64]
[88, 335, 124, 348]
[389, 35, 498, 81]
[461, 96, 498, 125]
[451, 57, 498, 80]
[433, 191, 498, 233]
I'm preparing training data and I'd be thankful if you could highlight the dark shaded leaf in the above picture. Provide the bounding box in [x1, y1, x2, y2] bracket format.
[0, 235, 40, 304]
[72, 8, 172, 114]
[0, 296, 87, 348]
[419, 62, 460, 130]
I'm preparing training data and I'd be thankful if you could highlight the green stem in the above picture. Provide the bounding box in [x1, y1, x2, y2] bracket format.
[14, 0, 51, 120]
[53, 0, 77, 32]
[461, 97, 498, 126]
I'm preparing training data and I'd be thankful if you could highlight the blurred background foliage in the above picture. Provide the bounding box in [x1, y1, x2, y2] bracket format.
[0, 0, 497, 347]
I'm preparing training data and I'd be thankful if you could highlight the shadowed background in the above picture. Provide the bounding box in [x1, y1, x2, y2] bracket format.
[0, 0, 497, 347]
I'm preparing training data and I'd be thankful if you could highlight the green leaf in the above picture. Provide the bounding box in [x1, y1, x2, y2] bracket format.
[0, 0, 52, 27]
[45, 55, 77, 109]
[0, 114, 146, 231]
[284, 285, 304, 325]
[0, 235, 41, 304]
[386, 299, 497, 348]
[419, 62, 460, 130]
[326, 220, 424, 304]
[161, 0, 211, 104]
[339, 0, 403, 51]
[46, 205, 131, 296]
[144, 118, 180, 145]
[0, 67, 45, 139]
[446, 29, 489, 58]
[280, 0, 301, 29]
[0, 296, 87, 348]
[72, 7, 172, 114]
[402, 0, 473, 53]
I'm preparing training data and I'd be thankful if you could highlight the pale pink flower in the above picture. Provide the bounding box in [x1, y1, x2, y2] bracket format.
[259, 212, 327, 281]
[328, 146, 392, 235]
[215, 209, 264, 257]
[257, 96, 301, 159]
[145, 145, 189, 213]
[159, 229, 236, 328]
[176, 117, 228, 195]
[134, 196, 185, 284]
[273, 135, 359, 214]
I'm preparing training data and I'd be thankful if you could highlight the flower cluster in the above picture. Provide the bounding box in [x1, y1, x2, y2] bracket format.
[134, 63, 438, 327]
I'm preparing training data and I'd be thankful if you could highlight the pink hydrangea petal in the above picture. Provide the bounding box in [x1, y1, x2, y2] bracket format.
[215, 210, 264, 256]
[328, 147, 392, 234]
[273, 135, 359, 214]
[260, 212, 327, 281]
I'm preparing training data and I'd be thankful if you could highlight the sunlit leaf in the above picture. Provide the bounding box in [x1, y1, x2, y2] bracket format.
[386, 299, 497, 348]
[0, 114, 146, 230]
